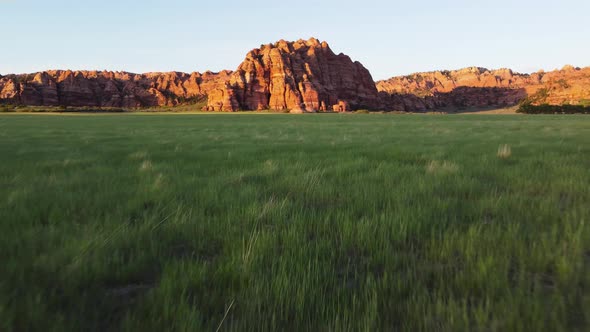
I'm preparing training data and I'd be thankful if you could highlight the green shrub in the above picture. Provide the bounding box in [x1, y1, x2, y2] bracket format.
[354, 109, 370, 114]
[556, 79, 570, 89]
[517, 103, 590, 114]
[520, 88, 549, 106]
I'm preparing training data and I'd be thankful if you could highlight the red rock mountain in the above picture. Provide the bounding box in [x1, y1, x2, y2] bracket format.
[1, 39, 589, 112]
[0, 70, 231, 107]
[377, 66, 590, 111]
[204, 38, 381, 112]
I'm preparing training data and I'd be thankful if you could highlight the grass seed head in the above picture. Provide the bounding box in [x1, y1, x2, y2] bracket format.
[426, 160, 459, 174]
[497, 144, 512, 159]
[140, 160, 153, 171]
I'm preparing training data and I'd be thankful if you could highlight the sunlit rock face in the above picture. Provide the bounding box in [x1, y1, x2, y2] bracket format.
[376, 66, 590, 111]
[205, 38, 381, 112]
[2, 40, 589, 112]
[0, 70, 231, 107]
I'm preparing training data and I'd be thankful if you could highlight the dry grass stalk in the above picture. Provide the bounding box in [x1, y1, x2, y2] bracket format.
[497, 144, 512, 159]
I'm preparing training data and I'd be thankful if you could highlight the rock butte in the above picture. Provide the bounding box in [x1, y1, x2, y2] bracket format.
[204, 38, 380, 112]
[1, 39, 589, 111]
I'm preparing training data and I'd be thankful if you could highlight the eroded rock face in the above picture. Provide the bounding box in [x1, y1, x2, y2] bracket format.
[0, 70, 231, 107]
[2, 40, 589, 113]
[206, 38, 381, 112]
[203, 83, 239, 112]
[377, 66, 590, 111]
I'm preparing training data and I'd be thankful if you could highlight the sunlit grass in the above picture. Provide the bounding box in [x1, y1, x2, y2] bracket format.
[0, 113, 589, 331]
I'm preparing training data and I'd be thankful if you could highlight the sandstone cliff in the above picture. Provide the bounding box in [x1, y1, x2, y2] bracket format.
[377, 66, 590, 111]
[2, 39, 589, 112]
[205, 38, 381, 112]
[0, 70, 232, 108]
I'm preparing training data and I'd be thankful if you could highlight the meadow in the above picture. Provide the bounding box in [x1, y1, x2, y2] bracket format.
[0, 113, 589, 331]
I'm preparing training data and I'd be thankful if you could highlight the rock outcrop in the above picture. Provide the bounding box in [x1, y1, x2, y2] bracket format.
[0, 70, 231, 108]
[204, 38, 381, 112]
[2, 39, 589, 112]
[377, 66, 590, 111]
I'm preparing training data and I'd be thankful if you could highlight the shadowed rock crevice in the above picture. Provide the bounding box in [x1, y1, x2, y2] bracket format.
[380, 87, 528, 112]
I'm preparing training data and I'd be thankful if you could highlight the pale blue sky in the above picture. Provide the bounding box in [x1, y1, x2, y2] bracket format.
[1, 0, 588, 80]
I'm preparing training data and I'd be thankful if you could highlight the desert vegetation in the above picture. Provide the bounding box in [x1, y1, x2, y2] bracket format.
[1, 114, 589, 331]
[0, 102, 208, 114]
[517, 103, 590, 114]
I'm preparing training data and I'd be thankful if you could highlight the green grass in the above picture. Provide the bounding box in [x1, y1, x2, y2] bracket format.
[1, 113, 589, 331]
[0, 101, 207, 113]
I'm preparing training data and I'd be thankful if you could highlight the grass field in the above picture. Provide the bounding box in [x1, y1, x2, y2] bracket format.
[1, 113, 589, 331]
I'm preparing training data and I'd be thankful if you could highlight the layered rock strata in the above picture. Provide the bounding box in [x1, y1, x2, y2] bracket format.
[204, 38, 381, 111]
[377, 66, 590, 111]
[0, 70, 231, 107]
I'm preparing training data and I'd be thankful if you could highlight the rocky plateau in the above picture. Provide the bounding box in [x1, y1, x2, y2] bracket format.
[377, 66, 590, 111]
[1, 39, 589, 112]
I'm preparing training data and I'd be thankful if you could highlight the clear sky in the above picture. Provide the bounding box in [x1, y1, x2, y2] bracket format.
[1, 0, 588, 80]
